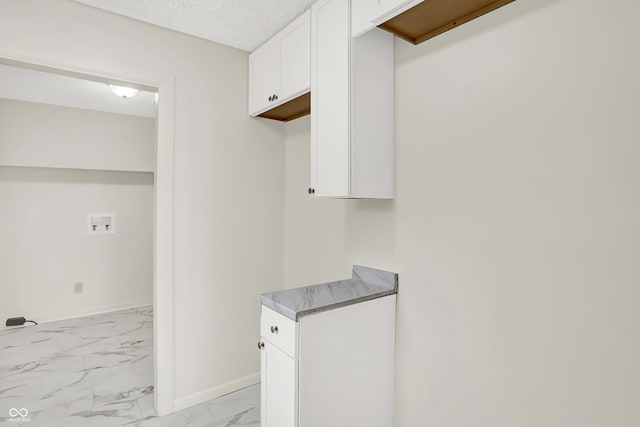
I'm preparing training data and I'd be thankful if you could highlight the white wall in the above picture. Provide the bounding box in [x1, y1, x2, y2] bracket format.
[0, 98, 155, 171]
[1, 0, 285, 408]
[284, 1, 640, 426]
[0, 166, 154, 322]
[0, 98, 155, 323]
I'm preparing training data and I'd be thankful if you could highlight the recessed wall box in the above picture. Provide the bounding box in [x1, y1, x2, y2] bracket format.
[88, 214, 115, 235]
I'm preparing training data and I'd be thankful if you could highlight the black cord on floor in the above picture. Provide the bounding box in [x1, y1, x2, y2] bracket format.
[24, 320, 38, 325]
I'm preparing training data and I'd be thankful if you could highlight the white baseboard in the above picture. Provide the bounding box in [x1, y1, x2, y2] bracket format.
[34, 301, 152, 325]
[173, 372, 261, 412]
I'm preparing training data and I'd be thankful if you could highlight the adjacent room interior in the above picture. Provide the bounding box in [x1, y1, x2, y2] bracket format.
[0, 62, 157, 420]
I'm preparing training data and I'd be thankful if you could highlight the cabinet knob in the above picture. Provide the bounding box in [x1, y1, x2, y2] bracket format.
[270, 325, 279, 334]
[257, 341, 265, 350]
[274, 94, 278, 100]
[268, 95, 273, 102]
[308, 187, 315, 195]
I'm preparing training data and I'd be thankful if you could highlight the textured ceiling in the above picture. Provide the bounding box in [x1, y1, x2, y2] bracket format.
[72, 0, 316, 52]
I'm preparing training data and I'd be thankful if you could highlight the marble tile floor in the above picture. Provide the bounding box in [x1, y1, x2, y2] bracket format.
[0, 306, 260, 426]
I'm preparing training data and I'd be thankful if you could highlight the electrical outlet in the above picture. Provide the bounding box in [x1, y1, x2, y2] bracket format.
[74, 282, 83, 294]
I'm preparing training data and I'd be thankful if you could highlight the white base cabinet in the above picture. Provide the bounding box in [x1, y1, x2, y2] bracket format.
[260, 295, 396, 427]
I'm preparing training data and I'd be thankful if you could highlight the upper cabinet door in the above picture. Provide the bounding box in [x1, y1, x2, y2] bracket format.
[279, 10, 311, 101]
[249, 39, 279, 115]
[351, 0, 379, 37]
[376, 0, 423, 21]
[249, 11, 311, 120]
[311, 0, 351, 198]
[351, 0, 424, 36]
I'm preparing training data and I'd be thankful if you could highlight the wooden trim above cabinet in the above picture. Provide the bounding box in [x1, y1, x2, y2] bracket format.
[258, 92, 311, 122]
[378, 0, 516, 45]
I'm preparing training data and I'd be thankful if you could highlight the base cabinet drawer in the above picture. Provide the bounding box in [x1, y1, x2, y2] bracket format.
[261, 305, 297, 356]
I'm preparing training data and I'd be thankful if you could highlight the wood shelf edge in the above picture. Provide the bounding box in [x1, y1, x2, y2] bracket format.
[257, 92, 311, 122]
[378, 0, 517, 45]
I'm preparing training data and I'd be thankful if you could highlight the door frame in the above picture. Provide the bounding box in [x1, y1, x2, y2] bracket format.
[0, 53, 176, 416]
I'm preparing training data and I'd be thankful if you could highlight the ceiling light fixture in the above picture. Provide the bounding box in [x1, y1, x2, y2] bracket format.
[108, 84, 140, 99]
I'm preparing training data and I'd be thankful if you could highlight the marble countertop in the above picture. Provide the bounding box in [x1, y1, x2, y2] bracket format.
[260, 265, 398, 321]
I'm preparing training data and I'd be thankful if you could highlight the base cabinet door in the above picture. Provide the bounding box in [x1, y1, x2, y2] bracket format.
[261, 340, 297, 427]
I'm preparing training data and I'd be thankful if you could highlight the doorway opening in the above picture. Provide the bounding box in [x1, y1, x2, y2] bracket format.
[0, 55, 175, 417]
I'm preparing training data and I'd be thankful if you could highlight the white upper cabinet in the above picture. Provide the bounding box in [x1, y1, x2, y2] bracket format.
[249, 10, 311, 119]
[249, 40, 279, 115]
[351, 0, 424, 37]
[355, 0, 515, 45]
[311, 0, 394, 199]
[279, 13, 311, 102]
[377, 0, 423, 20]
[311, 0, 351, 198]
[351, 0, 381, 37]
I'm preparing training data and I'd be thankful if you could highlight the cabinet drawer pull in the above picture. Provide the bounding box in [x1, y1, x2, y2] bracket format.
[308, 187, 315, 195]
[258, 341, 265, 350]
[270, 326, 279, 334]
